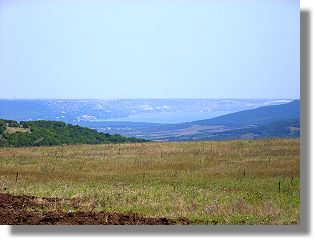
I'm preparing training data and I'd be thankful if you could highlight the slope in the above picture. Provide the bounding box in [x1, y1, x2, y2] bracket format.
[0, 119, 147, 147]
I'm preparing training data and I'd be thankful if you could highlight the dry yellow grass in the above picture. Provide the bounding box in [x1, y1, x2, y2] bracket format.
[0, 138, 300, 224]
[5, 126, 30, 134]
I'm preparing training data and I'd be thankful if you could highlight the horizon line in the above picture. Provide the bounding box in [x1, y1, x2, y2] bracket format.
[0, 97, 299, 101]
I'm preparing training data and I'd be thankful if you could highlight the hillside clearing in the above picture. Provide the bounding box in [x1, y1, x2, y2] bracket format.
[5, 126, 31, 134]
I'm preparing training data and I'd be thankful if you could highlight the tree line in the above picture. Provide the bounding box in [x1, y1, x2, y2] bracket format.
[0, 119, 147, 147]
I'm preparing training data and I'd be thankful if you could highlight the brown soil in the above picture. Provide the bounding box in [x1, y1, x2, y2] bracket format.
[0, 193, 190, 225]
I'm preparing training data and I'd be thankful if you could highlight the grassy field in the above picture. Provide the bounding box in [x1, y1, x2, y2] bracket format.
[0, 138, 300, 224]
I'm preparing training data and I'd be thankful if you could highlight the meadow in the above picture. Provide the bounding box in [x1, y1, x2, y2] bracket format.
[0, 138, 300, 224]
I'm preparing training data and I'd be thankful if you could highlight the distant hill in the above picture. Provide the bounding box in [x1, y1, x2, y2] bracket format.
[0, 119, 147, 147]
[191, 99, 300, 126]
[91, 100, 299, 141]
[148, 100, 300, 141]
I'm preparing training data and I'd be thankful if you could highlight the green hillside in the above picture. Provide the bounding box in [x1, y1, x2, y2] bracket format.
[0, 119, 147, 147]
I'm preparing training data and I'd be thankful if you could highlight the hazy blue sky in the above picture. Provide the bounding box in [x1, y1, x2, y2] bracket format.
[0, 0, 299, 99]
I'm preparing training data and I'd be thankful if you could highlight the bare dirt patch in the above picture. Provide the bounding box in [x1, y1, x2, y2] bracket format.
[0, 193, 190, 225]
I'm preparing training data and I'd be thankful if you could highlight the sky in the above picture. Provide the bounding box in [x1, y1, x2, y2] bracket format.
[0, 0, 300, 99]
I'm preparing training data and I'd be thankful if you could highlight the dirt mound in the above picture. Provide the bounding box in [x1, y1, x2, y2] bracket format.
[0, 193, 190, 225]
